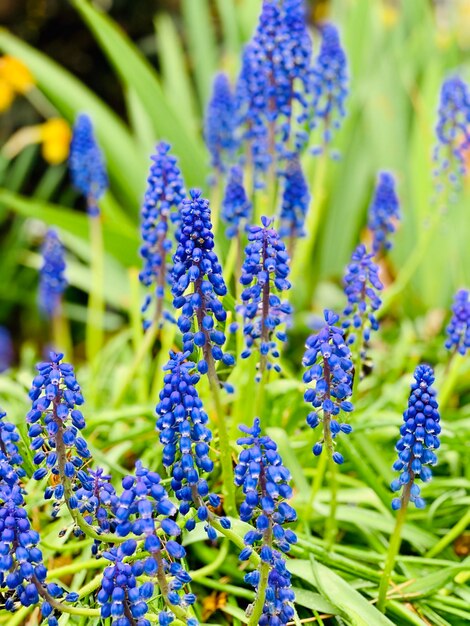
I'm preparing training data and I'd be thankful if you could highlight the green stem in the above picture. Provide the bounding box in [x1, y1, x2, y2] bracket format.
[86, 214, 105, 363]
[377, 485, 410, 612]
[439, 351, 465, 411]
[426, 507, 470, 558]
[247, 524, 272, 626]
[190, 539, 229, 580]
[52, 304, 72, 360]
[325, 456, 338, 551]
[210, 516, 260, 568]
[308, 448, 328, 517]
[33, 574, 100, 617]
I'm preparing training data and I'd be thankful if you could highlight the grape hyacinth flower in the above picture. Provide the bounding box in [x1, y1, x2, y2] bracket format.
[38, 230, 67, 319]
[238, 217, 292, 379]
[204, 73, 236, 173]
[235, 419, 296, 626]
[279, 157, 310, 242]
[303, 310, 354, 463]
[171, 189, 233, 374]
[310, 23, 349, 149]
[69, 113, 108, 216]
[235, 0, 312, 178]
[156, 351, 229, 537]
[221, 165, 252, 239]
[390, 365, 440, 510]
[433, 76, 470, 188]
[139, 142, 186, 328]
[445, 289, 470, 355]
[342, 244, 383, 353]
[0, 326, 13, 372]
[26, 352, 90, 515]
[368, 171, 400, 255]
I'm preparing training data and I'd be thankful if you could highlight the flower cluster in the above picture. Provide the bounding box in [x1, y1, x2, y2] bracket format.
[391, 365, 440, 510]
[26, 352, 90, 513]
[204, 73, 236, 173]
[39, 229, 67, 319]
[139, 142, 186, 328]
[367, 172, 400, 255]
[171, 189, 233, 373]
[221, 165, 252, 238]
[279, 157, 310, 241]
[235, 0, 312, 177]
[445, 289, 470, 355]
[303, 310, 354, 463]
[433, 76, 470, 187]
[342, 244, 383, 350]
[235, 419, 296, 626]
[238, 217, 292, 378]
[69, 113, 108, 216]
[0, 326, 13, 372]
[156, 351, 229, 537]
[310, 23, 349, 148]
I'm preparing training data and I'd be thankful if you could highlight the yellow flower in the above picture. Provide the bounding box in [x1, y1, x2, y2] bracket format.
[0, 81, 14, 113]
[0, 56, 34, 94]
[39, 119, 72, 164]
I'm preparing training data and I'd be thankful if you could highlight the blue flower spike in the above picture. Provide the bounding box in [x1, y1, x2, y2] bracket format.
[303, 310, 354, 463]
[238, 217, 292, 379]
[39, 230, 67, 319]
[139, 142, 186, 328]
[279, 156, 310, 244]
[342, 244, 383, 355]
[235, 419, 296, 625]
[69, 113, 108, 216]
[156, 351, 229, 537]
[222, 165, 253, 239]
[390, 365, 440, 510]
[368, 172, 400, 255]
[310, 23, 349, 150]
[204, 73, 236, 173]
[445, 289, 470, 355]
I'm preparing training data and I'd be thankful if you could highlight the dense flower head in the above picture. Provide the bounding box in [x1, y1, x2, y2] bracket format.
[310, 23, 349, 147]
[433, 76, 470, 187]
[221, 165, 252, 238]
[235, 419, 296, 625]
[391, 365, 440, 510]
[368, 172, 400, 254]
[238, 217, 292, 378]
[235, 0, 312, 178]
[303, 310, 354, 463]
[39, 229, 67, 318]
[139, 142, 186, 328]
[156, 351, 229, 537]
[69, 113, 108, 215]
[279, 157, 310, 240]
[445, 289, 470, 355]
[342, 244, 383, 348]
[171, 189, 233, 373]
[204, 73, 236, 172]
[0, 409, 24, 481]
[0, 326, 13, 372]
[26, 352, 90, 511]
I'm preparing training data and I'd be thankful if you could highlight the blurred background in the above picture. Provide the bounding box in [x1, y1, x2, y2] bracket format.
[1, 0, 470, 365]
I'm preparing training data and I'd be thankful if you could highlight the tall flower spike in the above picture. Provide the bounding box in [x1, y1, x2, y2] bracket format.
[433, 76, 470, 189]
[235, 0, 312, 180]
[0, 326, 13, 372]
[303, 310, 354, 464]
[279, 156, 310, 242]
[239, 217, 292, 379]
[391, 365, 440, 510]
[69, 113, 108, 216]
[445, 289, 470, 355]
[101, 462, 197, 625]
[310, 23, 349, 149]
[204, 73, 236, 173]
[139, 142, 186, 328]
[235, 419, 296, 626]
[342, 244, 383, 351]
[156, 351, 230, 537]
[221, 165, 252, 239]
[38, 229, 67, 319]
[26, 352, 90, 516]
[367, 172, 400, 255]
[171, 189, 234, 374]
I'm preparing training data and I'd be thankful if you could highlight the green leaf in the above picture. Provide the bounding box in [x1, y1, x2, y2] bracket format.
[291, 587, 336, 615]
[0, 28, 144, 208]
[71, 0, 207, 188]
[392, 562, 470, 600]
